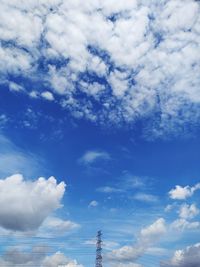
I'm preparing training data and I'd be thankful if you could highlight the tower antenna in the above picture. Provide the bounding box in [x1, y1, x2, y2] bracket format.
[95, 230, 103, 267]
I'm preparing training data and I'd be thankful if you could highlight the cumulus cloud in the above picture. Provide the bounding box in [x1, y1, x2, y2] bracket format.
[107, 218, 166, 265]
[0, 0, 200, 137]
[169, 183, 200, 200]
[79, 150, 110, 165]
[0, 174, 65, 231]
[161, 243, 200, 267]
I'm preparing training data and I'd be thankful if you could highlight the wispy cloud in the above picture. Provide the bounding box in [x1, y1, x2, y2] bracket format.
[133, 193, 158, 203]
[37, 216, 80, 238]
[79, 150, 110, 165]
[0, 134, 46, 178]
[97, 186, 124, 193]
[97, 173, 156, 204]
[97, 173, 146, 194]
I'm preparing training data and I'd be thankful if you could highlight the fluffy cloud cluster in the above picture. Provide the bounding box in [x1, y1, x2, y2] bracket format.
[107, 218, 166, 266]
[161, 243, 200, 267]
[167, 182, 200, 230]
[169, 182, 200, 200]
[0, 174, 65, 231]
[0, 246, 83, 267]
[1, 0, 200, 136]
[179, 203, 199, 219]
[171, 203, 200, 231]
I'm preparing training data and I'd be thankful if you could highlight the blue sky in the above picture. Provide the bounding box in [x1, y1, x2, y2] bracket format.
[0, 0, 200, 267]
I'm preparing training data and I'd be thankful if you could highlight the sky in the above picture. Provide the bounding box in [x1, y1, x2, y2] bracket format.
[0, 0, 200, 266]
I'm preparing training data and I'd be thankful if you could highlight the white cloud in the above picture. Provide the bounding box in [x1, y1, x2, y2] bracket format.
[146, 247, 168, 257]
[179, 203, 199, 219]
[88, 200, 98, 207]
[107, 218, 166, 265]
[161, 243, 200, 267]
[165, 204, 174, 212]
[169, 203, 200, 231]
[0, 173, 65, 231]
[133, 193, 158, 203]
[29, 90, 39, 98]
[0, 246, 83, 267]
[79, 150, 110, 165]
[121, 174, 145, 190]
[38, 216, 80, 237]
[109, 263, 143, 267]
[140, 218, 166, 243]
[97, 186, 124, 193]
[106, 245, 144, 263]
[42, 251, 83, 267]
[41, 91, 55, 101]
[9, 82, 24, 92]
[171, 218, 200, 231]
[169, 183, 200, 200]
[0, 45, 33, 75]
[0, 0, 200, 137]
[0, 245, 49, 266]
[97, 174, 145, 194]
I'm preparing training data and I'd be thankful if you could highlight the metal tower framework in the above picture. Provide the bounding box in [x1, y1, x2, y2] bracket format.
[95, 230, 103, 267]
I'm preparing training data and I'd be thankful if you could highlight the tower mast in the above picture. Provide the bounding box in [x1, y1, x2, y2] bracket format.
[95, 230, 103, 267]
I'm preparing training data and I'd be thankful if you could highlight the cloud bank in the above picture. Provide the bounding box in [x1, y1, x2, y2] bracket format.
[0, 0, 200, 137]
[0, 246, 83, 267]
